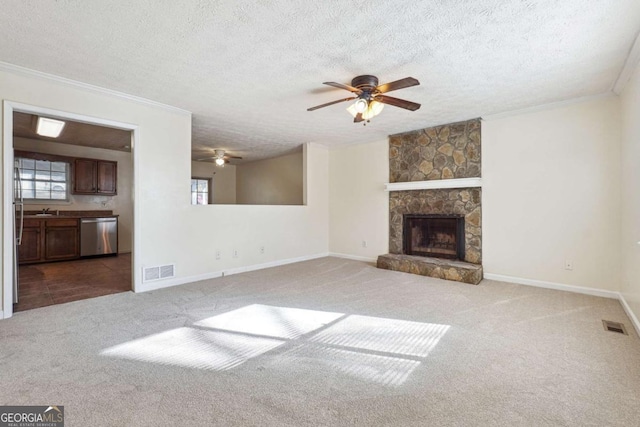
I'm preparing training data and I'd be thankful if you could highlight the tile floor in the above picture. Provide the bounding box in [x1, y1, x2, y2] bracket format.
[14, 253, 131, 312]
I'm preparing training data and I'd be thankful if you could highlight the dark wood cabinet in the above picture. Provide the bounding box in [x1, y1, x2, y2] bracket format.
[44, 219, 79, 261]
[73, 159, 117, 195]
[97, 161, 117, 194]
[73, 159, 97, 194]
[17, 219, 42, 263]
[18, 218, 80, 264]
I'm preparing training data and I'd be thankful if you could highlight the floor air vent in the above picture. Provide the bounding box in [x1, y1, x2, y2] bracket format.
[143, 264, 176, 282]
[602, 320, 628, 335]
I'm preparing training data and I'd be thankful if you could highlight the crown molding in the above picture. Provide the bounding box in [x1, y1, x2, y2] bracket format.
[481, 92, 615, 121]
[0, 61, 191, 116]
[613, 31, 640, 95]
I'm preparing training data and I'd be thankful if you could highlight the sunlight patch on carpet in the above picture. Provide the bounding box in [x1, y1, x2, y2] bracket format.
[100, 327, 284, 371]
[310, 315, 450, 357]
[194, 304, 344, 339]
[101, 305, 450, 386]
[283, 344, 421, 387]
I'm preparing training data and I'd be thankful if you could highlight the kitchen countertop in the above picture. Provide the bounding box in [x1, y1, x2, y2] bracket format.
[23, 214, 119, 219]
[22, 210, 118, 219]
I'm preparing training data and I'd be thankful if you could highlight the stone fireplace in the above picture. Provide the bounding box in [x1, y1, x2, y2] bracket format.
[377, 118, 483, 285]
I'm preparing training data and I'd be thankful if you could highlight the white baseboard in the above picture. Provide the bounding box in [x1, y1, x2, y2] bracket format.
[483, 273, 619, 299]
[484, 273, 640, 337]
[137, 271, 223, 292]
[328, 252, 378, 263]
[222, 253, 329, 276]
[136, 252, 330, 293]
[618, 292, 640, 338]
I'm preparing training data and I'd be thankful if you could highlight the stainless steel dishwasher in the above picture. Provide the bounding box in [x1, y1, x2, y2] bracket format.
[81, 217, 118, 256]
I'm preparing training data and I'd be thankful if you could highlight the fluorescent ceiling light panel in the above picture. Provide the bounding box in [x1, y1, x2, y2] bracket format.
[36, 117, 66, 138]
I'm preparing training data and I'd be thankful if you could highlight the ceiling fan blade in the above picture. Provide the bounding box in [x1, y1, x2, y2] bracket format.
[375, 95, 421, 111]
[376, 77, 420, 94]
[307, 97, 357, 111]
[323, 82, 363, 94]
[354, 113, 364, 123]
[225, 155, 242, 159]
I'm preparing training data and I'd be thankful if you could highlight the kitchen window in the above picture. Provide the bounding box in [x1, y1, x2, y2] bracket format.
[16, 157, 70, 200]
[191, 177, 211, 205]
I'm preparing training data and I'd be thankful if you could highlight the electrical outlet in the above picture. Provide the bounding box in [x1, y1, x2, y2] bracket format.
[260, 246, 265, 254]
[233, 249, 239, 259]
[215, 250, 221, 260]
[362, 240, 367, 248]
[564, 260, 573, 270]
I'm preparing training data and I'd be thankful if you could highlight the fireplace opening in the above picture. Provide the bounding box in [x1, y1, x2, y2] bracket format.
[403, 214, 465, 260]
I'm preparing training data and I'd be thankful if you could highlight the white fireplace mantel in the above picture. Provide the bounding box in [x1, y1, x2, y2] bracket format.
[384, 177, 482, 192]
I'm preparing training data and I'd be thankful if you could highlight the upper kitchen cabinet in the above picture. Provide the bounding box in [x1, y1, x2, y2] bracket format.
[73, 159, 117, 195]
[97, 161, 117, 194]
[73, 158, 96, 193]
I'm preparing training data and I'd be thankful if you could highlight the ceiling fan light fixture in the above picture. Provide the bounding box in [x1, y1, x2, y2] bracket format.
[353, 98, 368, 113]
[215, 158, 225, 166]
[348, 100, 385, 120]
[309, 75, 420, 123]
[369, 100, 384, 116]
[362, 101, 385, 120]
[346, 103, 358, 117]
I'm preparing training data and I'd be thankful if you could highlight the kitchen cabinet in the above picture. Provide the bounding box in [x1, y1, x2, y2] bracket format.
[17, 218, 80, 264]
[73, 159, 97, 194]
[97, 161, 117, 194]
[73, 159, 117, 195]
[44, 219, 80, 261]
[17, 219, 42, 263]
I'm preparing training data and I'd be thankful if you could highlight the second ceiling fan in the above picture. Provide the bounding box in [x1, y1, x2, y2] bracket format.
[307, 75, 420, 124]
[197, 149, 242, 167]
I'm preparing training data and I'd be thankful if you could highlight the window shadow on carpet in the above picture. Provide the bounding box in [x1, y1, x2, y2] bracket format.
[100, 304, 450, 387]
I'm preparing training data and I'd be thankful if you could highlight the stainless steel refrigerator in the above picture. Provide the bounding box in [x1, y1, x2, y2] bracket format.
[13, 159, 23, 304]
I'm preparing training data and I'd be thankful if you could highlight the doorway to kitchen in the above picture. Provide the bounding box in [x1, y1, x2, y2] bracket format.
[3, 101, 139, 318]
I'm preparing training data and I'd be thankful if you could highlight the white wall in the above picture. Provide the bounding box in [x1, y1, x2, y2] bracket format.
[183, 144, 328, 276]
[482, 96, 621, 291]
[236, 152, 303, 205]
[1, 67, 330, 318]
[328, 140, 389, 261]
[191, 161, 236, 204]
[328, 97, 622, 292]
[14, 137, 133, 253]
[620, 63, 640, 323]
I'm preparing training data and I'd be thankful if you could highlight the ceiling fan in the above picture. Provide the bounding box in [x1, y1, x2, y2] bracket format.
[307, 75, 420, 124]
[197, 149, 242, 166]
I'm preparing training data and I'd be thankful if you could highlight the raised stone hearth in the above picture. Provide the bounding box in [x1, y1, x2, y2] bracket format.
[377, 254, 483, 285]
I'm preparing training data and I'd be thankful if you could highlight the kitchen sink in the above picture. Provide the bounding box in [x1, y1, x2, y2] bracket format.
[34, 213, 54, 217]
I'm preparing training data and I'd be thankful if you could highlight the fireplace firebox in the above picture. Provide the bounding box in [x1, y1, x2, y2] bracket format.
[403, 214, 465, 260]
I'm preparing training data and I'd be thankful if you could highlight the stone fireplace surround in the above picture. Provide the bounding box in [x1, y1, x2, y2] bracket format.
[377, 119, 483, 285]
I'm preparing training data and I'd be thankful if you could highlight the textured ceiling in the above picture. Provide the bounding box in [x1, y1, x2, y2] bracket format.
[13, 112, 131, 152]
[1, 1, 639, 161]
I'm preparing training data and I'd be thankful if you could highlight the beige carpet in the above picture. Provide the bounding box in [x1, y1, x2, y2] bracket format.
[1, 257, 639, 426]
